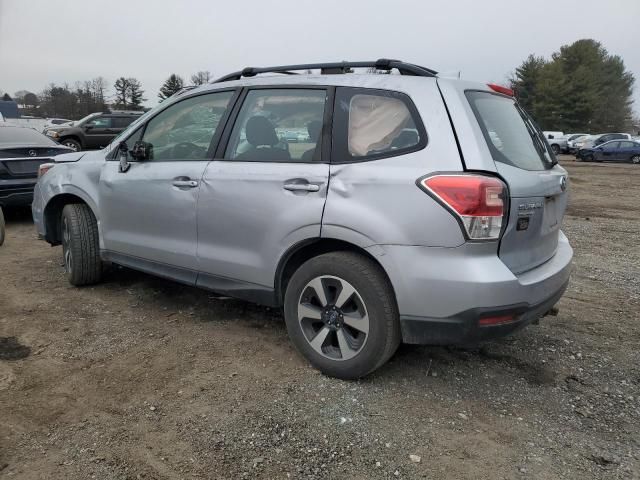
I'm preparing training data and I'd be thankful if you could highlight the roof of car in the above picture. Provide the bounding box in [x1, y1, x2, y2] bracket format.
[181, 73, 490, 102]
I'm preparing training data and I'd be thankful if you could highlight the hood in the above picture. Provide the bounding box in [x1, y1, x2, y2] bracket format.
[54, 151, 86, 163]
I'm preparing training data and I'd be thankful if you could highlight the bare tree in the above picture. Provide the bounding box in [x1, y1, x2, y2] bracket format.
[113, 77, 129, 108]
[190, 70, 211, 85]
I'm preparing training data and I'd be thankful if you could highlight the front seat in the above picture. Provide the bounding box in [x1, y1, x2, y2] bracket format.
[235, 116, 291, 161]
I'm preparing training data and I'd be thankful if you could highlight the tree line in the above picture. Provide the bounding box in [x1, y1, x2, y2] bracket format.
[510, 39, 636, 132]
[4, 40, 636, 131]
[2, 71, 212, 120]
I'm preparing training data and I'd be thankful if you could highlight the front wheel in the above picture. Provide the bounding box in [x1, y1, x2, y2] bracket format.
[551, 144, 560, 155]
[61, 138, 81, 151]
[61, 204, 103, 286]
[284, 251, 400, 379]
[631, 155, 640, 165]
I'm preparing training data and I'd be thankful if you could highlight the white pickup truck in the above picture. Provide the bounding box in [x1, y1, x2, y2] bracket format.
[543, 131, 566, 154]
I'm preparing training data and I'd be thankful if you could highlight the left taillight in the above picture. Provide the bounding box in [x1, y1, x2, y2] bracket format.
[417, 174, 507, 240]
[38, 163, 55, 178]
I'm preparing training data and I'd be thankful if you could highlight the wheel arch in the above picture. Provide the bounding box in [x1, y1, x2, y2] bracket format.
[275, 238, 398, 310]
[43, 192, 98, 245]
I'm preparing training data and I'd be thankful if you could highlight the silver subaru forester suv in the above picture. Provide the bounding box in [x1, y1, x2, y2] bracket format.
[32, 60, 572, 379]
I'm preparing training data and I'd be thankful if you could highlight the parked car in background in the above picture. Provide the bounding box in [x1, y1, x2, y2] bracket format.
[44, 111, 144, 151]
[42, 118, 73, 132]
[0, 126, 73, 207]
[578, 140, 640, 164]
[543, 131, 565, 154]
[33, 59, 572, 379]
[566, 133, 589, 153]
[576, 133, 631, 159]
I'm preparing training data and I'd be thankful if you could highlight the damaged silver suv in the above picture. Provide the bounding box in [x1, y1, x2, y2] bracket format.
[33, 59, 572, 379]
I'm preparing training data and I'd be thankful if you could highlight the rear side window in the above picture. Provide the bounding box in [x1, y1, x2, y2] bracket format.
[333, 87, 426, 162]
[466, 91, 553, 171]
[225, 89, 328, 163]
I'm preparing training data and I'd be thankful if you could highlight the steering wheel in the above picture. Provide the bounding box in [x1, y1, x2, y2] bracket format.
[172, 142, 205, 158]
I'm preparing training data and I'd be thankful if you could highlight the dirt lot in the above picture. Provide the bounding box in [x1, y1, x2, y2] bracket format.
[1, 157, 639, 479]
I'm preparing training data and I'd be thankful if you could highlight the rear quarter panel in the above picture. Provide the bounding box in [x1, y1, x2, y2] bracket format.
[323, 79, 466, 247]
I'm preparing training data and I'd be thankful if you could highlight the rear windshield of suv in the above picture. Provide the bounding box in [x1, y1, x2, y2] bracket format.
[466, 91, 554, 171]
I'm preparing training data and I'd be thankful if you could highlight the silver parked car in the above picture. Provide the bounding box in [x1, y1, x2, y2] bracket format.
[32, 60, 572, 379]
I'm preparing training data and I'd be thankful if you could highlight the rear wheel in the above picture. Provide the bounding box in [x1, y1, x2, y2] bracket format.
[61, 204, 103, 286]
[61, 138, 81, 151]
[284, 251, 400, 379]
[631, 155, 640, 165]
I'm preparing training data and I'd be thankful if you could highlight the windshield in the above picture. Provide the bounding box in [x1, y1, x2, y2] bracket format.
[466, 91, 554, 171]
[0, 127, 58, 146]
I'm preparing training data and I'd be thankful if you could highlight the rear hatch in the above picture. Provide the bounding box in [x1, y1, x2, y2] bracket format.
[465, 90, 568, 274]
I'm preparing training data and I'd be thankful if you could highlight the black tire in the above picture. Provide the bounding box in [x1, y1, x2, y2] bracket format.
[0, 206, 5, 246]
[61, 204, 102, 286]
[284, 251, 400, 379]
[585, 154, 594, 162]
[631, 155, 640, 165]
[551, 144, 560, 155]
[61, 138, 81, 152]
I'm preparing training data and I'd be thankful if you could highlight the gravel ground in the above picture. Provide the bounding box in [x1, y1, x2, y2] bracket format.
[0, 157, 638, 479]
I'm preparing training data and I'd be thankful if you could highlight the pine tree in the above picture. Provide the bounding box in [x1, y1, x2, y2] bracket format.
[126, 78, 146, 110]
[511, 39, 635, 132]
[158, 74, 184, 101]
[510, 55, 546, 115]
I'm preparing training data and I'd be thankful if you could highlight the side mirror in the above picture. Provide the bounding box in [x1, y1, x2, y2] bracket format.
[84, 124, 94, 130]
[118, 141, 131, 173]
[130, 141, 152, 161]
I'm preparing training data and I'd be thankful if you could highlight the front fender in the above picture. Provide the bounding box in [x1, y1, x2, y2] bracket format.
[36, 157, 104, 246]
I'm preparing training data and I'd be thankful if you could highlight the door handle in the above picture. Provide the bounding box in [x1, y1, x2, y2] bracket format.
[283, 183, 320, 192]
[172, 179, 198, 188]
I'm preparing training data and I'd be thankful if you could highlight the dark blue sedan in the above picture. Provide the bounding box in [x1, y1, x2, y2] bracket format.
[580, 140, 640, 164]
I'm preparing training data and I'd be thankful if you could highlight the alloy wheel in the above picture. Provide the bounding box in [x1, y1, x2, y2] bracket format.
[297, 275, 369, 361]
[63, 141, 78, 151]
[632, 155, 640, 164]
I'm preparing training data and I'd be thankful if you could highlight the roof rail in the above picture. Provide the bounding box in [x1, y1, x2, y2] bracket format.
[213, 59, 438, 83]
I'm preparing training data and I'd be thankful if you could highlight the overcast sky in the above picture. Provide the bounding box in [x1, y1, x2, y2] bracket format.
[1, 0, 639, 113]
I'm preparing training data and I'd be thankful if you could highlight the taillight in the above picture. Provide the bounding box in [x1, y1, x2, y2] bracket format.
[38, 163, 55, 178]
[418, 174, 507, 240]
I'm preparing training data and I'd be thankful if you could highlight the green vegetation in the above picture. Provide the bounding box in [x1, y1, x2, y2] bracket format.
[511, 39, 635, 132]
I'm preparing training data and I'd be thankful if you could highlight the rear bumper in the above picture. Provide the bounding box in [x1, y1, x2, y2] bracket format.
[0, 180, 36, 207]
[367, 231, 573, 345]
[399, 279, 568, 344]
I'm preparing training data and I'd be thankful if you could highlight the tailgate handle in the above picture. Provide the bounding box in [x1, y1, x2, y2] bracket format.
[283, 183, 320, 192]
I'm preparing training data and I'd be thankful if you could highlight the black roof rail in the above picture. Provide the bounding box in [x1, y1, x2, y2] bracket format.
[213, 59, 437, 83]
